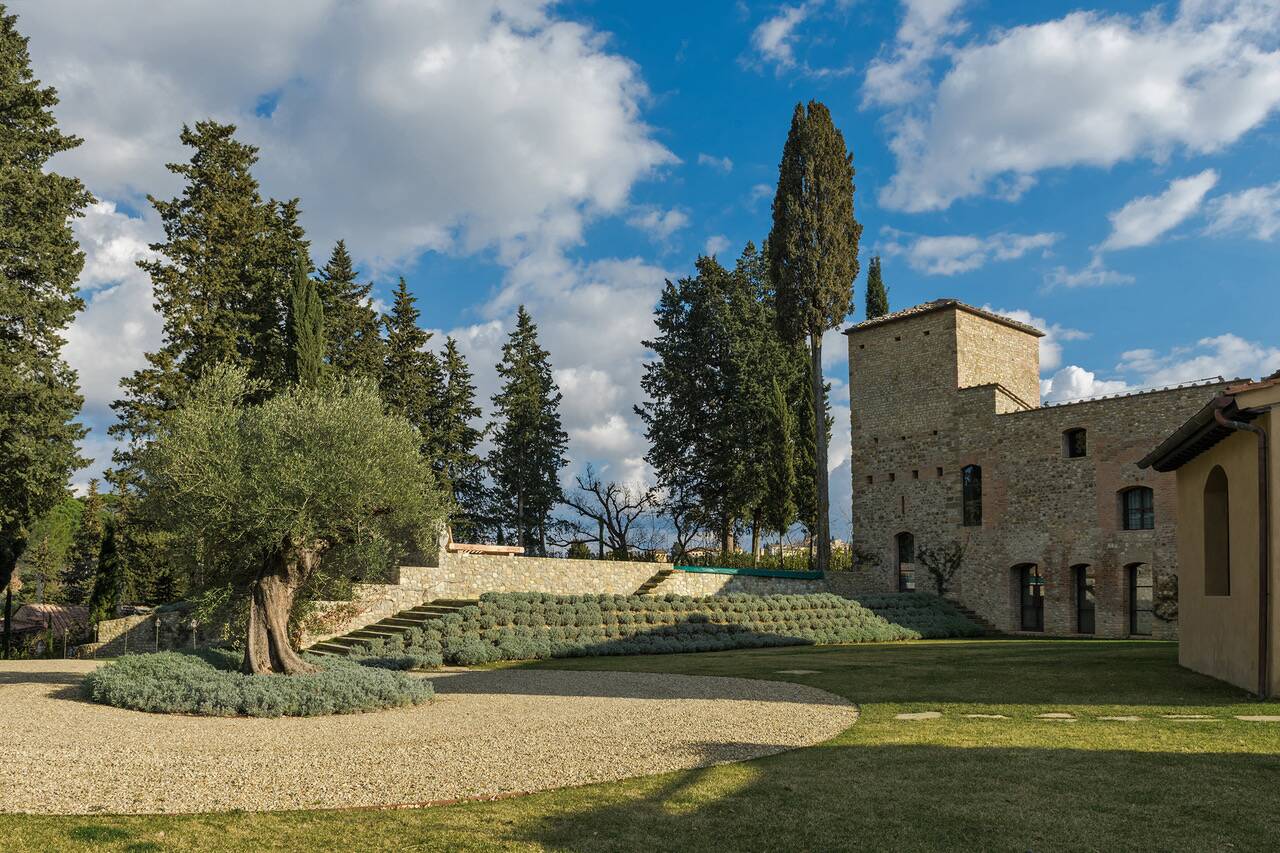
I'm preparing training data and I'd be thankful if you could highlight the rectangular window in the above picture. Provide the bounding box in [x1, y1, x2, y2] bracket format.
[1122, 488, 1155, 530]
[1129, 564, 1153, 635]
[962, 465, 982, 527]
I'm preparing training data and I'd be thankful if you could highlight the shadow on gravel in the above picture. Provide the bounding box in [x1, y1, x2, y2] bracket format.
[0, 669, 85, 687]
[429, 668, 853, 707]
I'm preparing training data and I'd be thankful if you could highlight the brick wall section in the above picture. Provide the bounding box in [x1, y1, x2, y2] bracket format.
[848, 301, 1229, 638]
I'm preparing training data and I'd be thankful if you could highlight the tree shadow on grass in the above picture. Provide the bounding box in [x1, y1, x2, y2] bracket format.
[506, 742, 1280, 853]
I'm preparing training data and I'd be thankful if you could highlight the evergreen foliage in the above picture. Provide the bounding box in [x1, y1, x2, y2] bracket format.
[88, 517, 124, 624]
[434, 337, 487, 541]
[315, 240, 382, 381]
[762, 379, 798, 560]
[110, 121, 310, 460]
[0, 7, 90, 652]
[766, 101, 861, 571]
[287, 259, 326, 387]
[865, 255, 889, 319]
[62, 479, 103, 605]
[487, 307, 568, 555]
[380, 277, 442, 441]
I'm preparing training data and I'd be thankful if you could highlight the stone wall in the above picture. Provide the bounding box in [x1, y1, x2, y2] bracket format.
[847, 299, 1229, 639]
[87, 607, 220, 658]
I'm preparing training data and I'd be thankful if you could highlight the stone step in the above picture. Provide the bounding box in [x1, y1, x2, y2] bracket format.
[378, 616, 430, 629]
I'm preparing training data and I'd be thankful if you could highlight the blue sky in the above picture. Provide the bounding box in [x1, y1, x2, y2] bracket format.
[14, 0, 1280, 533]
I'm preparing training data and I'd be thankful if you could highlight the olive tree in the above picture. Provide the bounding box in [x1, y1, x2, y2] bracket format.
[138, 364, 448, 674]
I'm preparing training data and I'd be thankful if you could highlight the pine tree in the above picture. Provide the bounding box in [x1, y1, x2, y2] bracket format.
[88, 517, 124, 625]
[61, 479, 103, 605]
[488, 307, 568, 555]
[865, 255, 888, 319]
[316, 240, 382, 380]
[435, 338, 487, 541]
[287, 259, 325, 387]
[1, 7, 90, 656]
[380, 278, 442, 441]
[767, 101, 861, 572]
[111, 121, 310, 459]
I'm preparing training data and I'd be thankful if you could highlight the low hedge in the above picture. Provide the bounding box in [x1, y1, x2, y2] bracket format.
[858, 593, 985, 638]
[340, 592, 920, 666]
[83, 650, 434, 717]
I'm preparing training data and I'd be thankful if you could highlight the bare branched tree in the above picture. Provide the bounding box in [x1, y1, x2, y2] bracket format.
[658, 487, 708, 562]
[559, 465, 657, 560]
[915, 539, 967, 596]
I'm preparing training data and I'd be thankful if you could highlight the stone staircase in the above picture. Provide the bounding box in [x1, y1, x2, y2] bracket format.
[950, 603, 1001, 636]
[306, 598, 476, 658]
[635, 567, 676, 596]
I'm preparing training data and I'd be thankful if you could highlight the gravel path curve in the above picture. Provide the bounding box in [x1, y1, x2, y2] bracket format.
[0, 660, 856, 815]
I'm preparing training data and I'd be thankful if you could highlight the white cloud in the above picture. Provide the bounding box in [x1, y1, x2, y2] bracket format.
[880, 3, 1280, 211]
[748, 183, 774, 207]
[862, 0, 966, 107]
[980, 305, 1088, 373]
[1044, 258, 1136, 289]
[626, 206, 690, 242]
[1041, 365, 1130, 403]
[697, 153, 734, 173]
[1100, 169, 1219, 251]
[881, 227, 1058, 275]
[1118, 333, 1280, 385]
[751, 4, 812, 70]
[704, 234, 732, 256]
[1206, 179, 1280, 240]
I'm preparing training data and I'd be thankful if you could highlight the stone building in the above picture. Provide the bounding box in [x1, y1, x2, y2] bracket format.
[845, 299, 1230, 638]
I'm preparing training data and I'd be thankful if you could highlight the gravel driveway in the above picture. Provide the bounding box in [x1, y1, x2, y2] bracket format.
[0, 659, 856, 815]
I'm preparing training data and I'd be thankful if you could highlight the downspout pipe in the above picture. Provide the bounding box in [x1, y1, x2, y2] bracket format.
[1214, 407, 1271, 699]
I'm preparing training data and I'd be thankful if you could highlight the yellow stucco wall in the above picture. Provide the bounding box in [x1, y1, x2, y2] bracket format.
[1174, 404, 1277, 695]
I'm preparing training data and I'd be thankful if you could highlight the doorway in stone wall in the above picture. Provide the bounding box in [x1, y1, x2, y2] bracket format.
[1016, 564, 1044, 631]
[896, 532, 915, 592]
[1128, 563, 1153, 636]
[1073, 564, 1095, 635]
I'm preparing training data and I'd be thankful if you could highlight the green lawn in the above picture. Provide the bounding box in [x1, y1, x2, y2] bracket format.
[6, 639, 1280, 852]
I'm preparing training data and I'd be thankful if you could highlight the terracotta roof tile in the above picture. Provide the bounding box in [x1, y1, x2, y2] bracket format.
[844, 298, 1045, 337]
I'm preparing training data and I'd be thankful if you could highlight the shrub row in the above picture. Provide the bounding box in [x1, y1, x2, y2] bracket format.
[338, 592, 920, 667]
[83, 650, 434, 717]
[858, 593, 985, 638]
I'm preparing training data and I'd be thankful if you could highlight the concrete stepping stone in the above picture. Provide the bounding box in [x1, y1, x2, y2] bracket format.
[775, 669, 820, 675]
[964, 713, 1008, 719]
[1161, 714, 1218, 720]
[1036, 713, 1075, 719]
[1099, 715, 1142, 722]
[1236, 715, 1280, 722]
[895, 711, 942, 720]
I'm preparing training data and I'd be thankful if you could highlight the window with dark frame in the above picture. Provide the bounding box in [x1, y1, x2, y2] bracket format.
[1121, 486, 1155, 530]
[961, 464, 982, 526]
[1063, 428, 1087, 458]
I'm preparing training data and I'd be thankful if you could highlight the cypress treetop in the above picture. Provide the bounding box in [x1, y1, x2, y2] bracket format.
[287, 258, 326, 387]
[316, 240, 383, 381]
[865, 256, 889, 319]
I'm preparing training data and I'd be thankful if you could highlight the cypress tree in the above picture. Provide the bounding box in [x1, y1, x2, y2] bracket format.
[287, 259, 325, 387]
[380, 278, 442, 441]
[88, 517, 124, 625]
[316, 240, 382, 380]
[1, 6, 90, 656]
[111, 121, 310, 458]
[61, 479, 103, 605]
[767, 101, 861, 572]
[488, 307, 568, 555]
[435, 338, 487, 541]
[865, 255, 889, 319]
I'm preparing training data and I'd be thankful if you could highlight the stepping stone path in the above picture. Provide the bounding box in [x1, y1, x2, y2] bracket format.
[964, 713, 1008, 719]
[1036, 713, 1075, 720]
[1236, 715, 1280, 722]
[776, 670, 820, 675]
[1161, 714, 1218, 721]
[895, 711, 942, 720]
[1099, 715, 1142, 722]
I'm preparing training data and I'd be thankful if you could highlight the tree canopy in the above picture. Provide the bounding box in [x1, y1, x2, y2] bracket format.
[865, 255, 889, 320]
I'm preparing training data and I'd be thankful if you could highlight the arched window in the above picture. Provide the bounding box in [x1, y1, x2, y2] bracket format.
[961, 465, 982, 527]
[1121, 486, 1155, 530]
[1204, 466, 1230, 596]
[1063, 428, 1087, 458]
[896, 532, 915, 592]
[1073, 564, 1095, 634]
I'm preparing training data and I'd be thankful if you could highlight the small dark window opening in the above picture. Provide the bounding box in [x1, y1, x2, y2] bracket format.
[866, 475, 874, 485]
[896, 532, 916, 592]
[889, 472, 896, 482]
[1121, 487, 1155, 530]
[1204, 466, 1230, 596]
[858, 344, 865, 350]
[894, 336, 901, 342]
[923, 330, 931, 336]
[936, 467, 944, 478]
[912, 470, 919, 479]
[1064, 428, 1087, 458]
[962, 465, 982, 527]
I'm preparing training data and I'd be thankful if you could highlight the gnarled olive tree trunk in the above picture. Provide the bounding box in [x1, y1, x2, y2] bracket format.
[242, 537, 322, 675]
